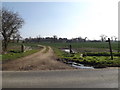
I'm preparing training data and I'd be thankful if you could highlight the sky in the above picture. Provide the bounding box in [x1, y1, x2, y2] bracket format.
[2, 0, 119, 40]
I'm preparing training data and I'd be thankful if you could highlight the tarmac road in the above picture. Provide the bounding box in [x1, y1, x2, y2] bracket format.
[2, 68, 118, 88]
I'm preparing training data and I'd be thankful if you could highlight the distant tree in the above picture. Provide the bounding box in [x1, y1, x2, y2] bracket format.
[103, 35, 107, 41]
[111, 36, 117, 42]
[84, 37, 87, 42]
[53, 35, 57, 43]
[1, 8, 24, 53]
[114, 36, 117, 42]
[111, 36, 113, 41]
[100, 35, 104, 42]
[12, 34, 16, 42]
[78, 37, 83, 42]
[37, 35, 41, 42]
[100, 34, 107, 42]
[16, 32, 22, 43]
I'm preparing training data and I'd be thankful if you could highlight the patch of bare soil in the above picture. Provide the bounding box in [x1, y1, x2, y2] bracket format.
[2, 46, 74, 71]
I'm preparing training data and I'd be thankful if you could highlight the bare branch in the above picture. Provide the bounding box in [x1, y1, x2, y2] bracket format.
[1, 8, 24, 52]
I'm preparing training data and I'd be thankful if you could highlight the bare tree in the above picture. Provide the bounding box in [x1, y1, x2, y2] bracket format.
[84, 37, 87, 42]
[114, 36, 117, 42]
[112, 36, 117, 42]
[11, 34, 16, 42]
[100, 35, 104, 42]
[37, 35, 41, 42]
[53, 35, 57, 43]
[111, 36, 113, 41]
[103, 35, 107, 41]
[100, 34, 107, 42]
[16, 32, 22, 43]
[1, 8, 24, 52]
[77, 36, 83, 42]
[11, 32, 22, 43]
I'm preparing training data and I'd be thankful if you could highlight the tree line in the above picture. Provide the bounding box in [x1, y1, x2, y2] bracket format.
[24, 35, 118, 43]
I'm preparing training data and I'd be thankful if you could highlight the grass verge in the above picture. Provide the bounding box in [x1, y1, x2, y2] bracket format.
[1, 42, 43, 62]
[1, 49, 40, 62]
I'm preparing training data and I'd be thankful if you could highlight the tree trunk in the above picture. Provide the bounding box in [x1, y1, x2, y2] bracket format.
[21, 44, 24, 52]
[2, 40, 8, 53]
[17, 38, 19, 43]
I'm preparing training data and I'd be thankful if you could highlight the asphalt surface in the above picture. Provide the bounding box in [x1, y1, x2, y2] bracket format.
[2, 69, 118, 88]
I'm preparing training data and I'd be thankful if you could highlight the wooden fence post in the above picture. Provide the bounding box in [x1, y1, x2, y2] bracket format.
[21, 41, 24, 52]
[69, 45, 72, 54]
[108, 38, 113, 60]
[118, 41, 120, 53]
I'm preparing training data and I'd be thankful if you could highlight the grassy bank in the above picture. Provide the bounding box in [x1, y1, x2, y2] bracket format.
[52, 47, 120, 68]
[1, 42, 43, 62]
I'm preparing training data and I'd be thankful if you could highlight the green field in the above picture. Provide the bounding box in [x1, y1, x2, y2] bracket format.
[39, 42, 118, 51]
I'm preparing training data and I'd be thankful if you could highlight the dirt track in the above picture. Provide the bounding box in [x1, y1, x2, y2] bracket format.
[2, 46, 73, 71]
